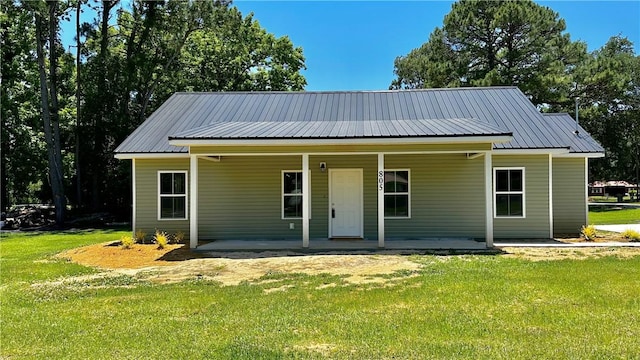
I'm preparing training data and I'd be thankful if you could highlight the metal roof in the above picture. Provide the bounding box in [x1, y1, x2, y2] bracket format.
[541, 113, 605, 153]
[114, 87, 602, 154]
[170, 118, 511, 140]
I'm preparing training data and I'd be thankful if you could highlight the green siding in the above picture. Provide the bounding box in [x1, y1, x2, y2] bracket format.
[135, 159, 190, 238]
[384, 154, 486, 238]
[553, 158, 587, 236]
[199, 156, 302, 240]
[493, 155, 550, 238]
[134, 154, 490, 241]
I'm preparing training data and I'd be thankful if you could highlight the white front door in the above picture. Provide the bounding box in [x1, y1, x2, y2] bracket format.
[329, 169, 363, 238]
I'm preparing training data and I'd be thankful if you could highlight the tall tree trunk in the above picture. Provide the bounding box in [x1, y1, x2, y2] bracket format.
[91, 0, 117, 211]
[35, 3, 66, 225]
[75, 0, 82, 209]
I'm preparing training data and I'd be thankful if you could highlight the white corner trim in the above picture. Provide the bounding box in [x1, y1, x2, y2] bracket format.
[189, 156, 198, 249]
[131, 159, 136, 237]
[302, 155, 310, 248]
[484, 152, 493, 247]
[549, 154, 554, 239]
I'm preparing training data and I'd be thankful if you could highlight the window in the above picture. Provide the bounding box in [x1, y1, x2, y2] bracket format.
[494, 168, 525, 218]
[158, 171, 187, 220]
[282, 171, 310, 219]
[384, 170, 410, 218]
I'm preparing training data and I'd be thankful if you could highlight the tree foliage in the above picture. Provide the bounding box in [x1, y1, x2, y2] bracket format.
[1, 0, 306, 220]
[391, 0, 639, 183]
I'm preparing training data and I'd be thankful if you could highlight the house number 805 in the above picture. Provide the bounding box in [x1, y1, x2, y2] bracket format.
[378, 171, 384, 191]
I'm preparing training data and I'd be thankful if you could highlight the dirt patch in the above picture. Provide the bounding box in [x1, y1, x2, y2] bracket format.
[57, 241, 206, 269]
[57, 242, 422, 286]
[56, 240, 640, 288]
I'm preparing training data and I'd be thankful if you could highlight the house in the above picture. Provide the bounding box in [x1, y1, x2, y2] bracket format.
[114, 87, 604, 249]
[589, 180, 638, 199]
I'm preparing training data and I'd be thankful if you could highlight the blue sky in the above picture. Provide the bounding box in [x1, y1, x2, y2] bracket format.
[62, 1, 640, 91]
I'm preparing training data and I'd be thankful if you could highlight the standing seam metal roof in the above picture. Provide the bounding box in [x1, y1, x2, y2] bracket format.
[114, 87, 603, 154]
[541, 113, 605, 153]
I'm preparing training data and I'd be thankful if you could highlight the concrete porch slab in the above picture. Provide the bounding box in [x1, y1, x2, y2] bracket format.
[195, 239, 488, 252]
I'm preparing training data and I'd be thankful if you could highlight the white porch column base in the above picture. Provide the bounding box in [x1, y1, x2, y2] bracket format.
[377, 153, 385, 248]
[484, 151, 494, 247]
[302, 154, 310, 248]
[189, 155, 199, 249]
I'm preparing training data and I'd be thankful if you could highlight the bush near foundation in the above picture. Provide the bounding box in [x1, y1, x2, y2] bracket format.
[581, 225, 597, 241]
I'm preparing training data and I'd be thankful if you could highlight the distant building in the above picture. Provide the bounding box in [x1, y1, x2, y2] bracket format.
[588, 181, 637, 198]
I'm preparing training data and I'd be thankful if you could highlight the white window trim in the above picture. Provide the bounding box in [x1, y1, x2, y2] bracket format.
[281, 170, 311, 220]
[383, 169, 411, 219]
[493, 167, 526, 218]
[157, 170, 189, 221]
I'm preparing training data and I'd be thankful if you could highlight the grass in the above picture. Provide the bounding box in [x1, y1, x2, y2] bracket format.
[2, 231, 640, 358]
[589, 207, 640, 225]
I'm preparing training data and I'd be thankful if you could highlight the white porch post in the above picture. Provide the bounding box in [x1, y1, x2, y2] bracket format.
[548, 154, 554, 239]
[189, 155, 198, 249]
[484, 151, 494, 247]
[377, 153, 385, 248]
[584, 157, 589, 227]
[131, 159, 136, 237]
[302, 154, 310, 248]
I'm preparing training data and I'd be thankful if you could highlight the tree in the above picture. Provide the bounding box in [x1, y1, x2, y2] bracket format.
[575, 36, 640, 183]
[391, 0, 586, 107]
[76, 0, 307, 212]
[1, 2, 47, 209]
[33, 0, 67, 225]
[1, 0, 307, 220]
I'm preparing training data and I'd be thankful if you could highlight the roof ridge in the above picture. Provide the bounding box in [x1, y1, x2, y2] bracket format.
[172, 86, 520, 96]
[542, 112, 571, 116]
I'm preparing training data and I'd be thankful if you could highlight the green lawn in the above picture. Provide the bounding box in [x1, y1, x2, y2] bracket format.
[2, 231, 640, 359]
[589, 207, 640, 225]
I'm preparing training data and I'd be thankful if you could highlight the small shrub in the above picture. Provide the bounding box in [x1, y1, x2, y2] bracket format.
[134, 229, 146, 244]
[173, 231, 185, 244]
[154, 231, 168, 249]
[621, 229, 640, 242]
[120, 235, 135, 249]
[581, 225, 597, 241]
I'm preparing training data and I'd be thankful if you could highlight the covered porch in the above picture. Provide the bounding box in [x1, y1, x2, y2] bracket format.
[180, 147, 499, 251]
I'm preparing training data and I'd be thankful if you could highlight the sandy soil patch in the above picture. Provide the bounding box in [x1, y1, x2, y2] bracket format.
[57, 242, 422, 286]
[55, 240, 640, 287]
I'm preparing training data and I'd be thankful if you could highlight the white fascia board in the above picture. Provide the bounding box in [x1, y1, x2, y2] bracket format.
[493, 148, 569, 155]
[115, 152, 189, 159]
[554, 152, 605, 158]
[168, 135, 513, 147]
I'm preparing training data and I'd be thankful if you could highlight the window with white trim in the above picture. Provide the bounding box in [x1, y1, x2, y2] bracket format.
[158, 171, 188, 220]
[282, 171, 310, 219]
[384, 170, 410, 218]
[494, 168, 525, 218]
